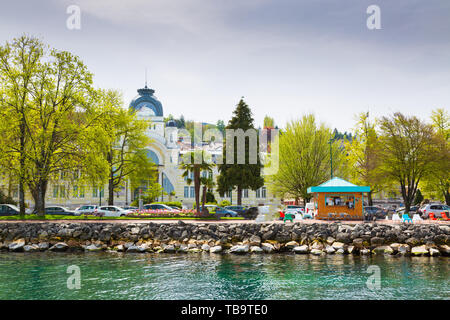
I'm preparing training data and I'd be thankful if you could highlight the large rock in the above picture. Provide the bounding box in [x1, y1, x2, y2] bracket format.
[411, 245, 429, 256]
[285, 241, 299, 250]
[250, 246, 263, 253]
[310, 248, 323, 256]
[85, 244, 102, 252]
[372, 246, 393, 255]
[249, 235, 261, 246]
[360, 249, 371, 255]
[336, 232, 351, 244]
[126, 245, 142, 253]
[293, 245, 309, 254]
[261, 243, 275, 253]
[325, 246, 336, 254]
[429, 248, 440, 257]
[352, 238, 365, 248]
[201, 244, 211, 252]
[331, 242, 346, 250]
[163, 244, 176, 253]
[38, 242, 49, 251]
[438, 245, 450, 256]
[23, 244, 39, 252]
[8, 239, 25, 252]
[370, 237, 384, 246]
[209, 245, 222, 253]
[49, 242, 69, 252]
[229, 245, 249, 254]
[310, 241, 324, 250]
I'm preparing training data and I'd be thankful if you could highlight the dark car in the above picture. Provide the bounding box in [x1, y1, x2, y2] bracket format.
[225, 205, 247, 216]
[45, 206, 75, 215]
[242, 207, 259, 220]
[0, 204, 20, 216]
[364, 206, 387, 220]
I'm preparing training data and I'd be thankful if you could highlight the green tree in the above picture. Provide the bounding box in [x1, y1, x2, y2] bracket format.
[345, 112, 384, 205]
[414, 189, 424, 206]
[378, 113, 439, 213]
[92, 89, 156, 205]
[180, 151, 214, 214]
[0, 35, 44, 215]
[0, 35, 97, 216]
[421, 108, 450, 204]
[217, 98, 264, 205]
[267, 114, 347, 202]
[263, 115, 274, 128]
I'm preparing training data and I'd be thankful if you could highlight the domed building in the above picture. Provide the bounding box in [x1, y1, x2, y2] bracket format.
[12, 82, 277, 209]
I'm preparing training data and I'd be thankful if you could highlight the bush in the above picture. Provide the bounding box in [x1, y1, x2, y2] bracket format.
[218, 200, 231, 207]
[152, 201, 182, 208]
[0, 190, 17, 205]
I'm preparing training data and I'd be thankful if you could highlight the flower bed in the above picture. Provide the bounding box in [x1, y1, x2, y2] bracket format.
[126, 209, 198, 218]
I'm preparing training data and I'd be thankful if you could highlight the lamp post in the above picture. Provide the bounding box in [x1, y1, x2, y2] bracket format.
[328, 137, 334, 179]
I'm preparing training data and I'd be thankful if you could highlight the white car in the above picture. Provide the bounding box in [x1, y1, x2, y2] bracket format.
[420, 204, 449, 219]
[142, 203, 181, 212]
[97, 206, 133, 217]
[74, 205, 99, 216]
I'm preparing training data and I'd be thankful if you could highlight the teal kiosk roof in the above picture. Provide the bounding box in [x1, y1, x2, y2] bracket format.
[307, 177, 370, 193]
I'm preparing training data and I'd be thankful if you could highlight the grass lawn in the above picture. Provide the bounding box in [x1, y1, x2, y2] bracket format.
[0, 214, 245, 221]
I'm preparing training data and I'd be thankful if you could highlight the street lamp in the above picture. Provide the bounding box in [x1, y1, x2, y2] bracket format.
[328, 137, 334, 179]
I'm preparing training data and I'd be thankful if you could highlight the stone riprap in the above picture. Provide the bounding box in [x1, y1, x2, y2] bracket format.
[0, 221, 449, 256]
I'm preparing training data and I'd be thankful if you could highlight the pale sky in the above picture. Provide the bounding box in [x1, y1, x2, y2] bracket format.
[0, 0, 449, 132]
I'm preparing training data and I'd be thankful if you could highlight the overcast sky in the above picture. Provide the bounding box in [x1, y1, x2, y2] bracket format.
[0, 0, 449, 132]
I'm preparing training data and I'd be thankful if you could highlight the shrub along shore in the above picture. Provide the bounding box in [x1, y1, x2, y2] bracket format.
[0, 221, 449, 256]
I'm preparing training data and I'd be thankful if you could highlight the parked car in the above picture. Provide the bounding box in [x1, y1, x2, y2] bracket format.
[45, 206, 76, 216]
[204, 205, 238, 217]
[225, 205, 248, 216]
[74, 205, 99, 216]
[242, 206, 259, 220]
[143, 203, 181, 212]
[396, 206, 419, 215]
[122, 206, 138, 212]
[0, 204, 20, 216]
[364, 206, 387, 220]
[97, 206, 132, 217]
[420, 204, 449, 219]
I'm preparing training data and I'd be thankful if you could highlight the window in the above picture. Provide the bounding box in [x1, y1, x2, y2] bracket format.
[53, 186, 58, 198]
[325, 194, 355, 209]
[256, 188, 260, 198]
[99, 188, 104, 198]
[190, 186, 195, 198]
[184, 186, 189, 198]
[243, 189, 249, 198]
[225, 190, 231, 198]
[93, 187, 98, 198]
[60, 185, 66, 198]
[72, 186, 78, 198]
[262, 187, 266, 198]
[79, 187, 85, 198]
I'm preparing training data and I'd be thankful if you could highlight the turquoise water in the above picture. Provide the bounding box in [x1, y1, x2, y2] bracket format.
[0, 252, 448, 300]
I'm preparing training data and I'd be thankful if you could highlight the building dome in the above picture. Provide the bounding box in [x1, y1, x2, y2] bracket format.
[129, 84, 163, 117]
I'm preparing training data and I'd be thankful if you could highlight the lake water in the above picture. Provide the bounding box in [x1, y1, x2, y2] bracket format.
[0, 252, 448, 300]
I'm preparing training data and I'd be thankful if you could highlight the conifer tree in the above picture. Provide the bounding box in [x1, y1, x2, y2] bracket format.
[217, 98, 264, 205]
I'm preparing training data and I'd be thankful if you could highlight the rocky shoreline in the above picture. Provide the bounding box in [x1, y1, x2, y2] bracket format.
[0, 221, 449, 256]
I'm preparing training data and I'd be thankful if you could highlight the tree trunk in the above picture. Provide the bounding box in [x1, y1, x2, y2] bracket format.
[237, 185, 242, 206]
[367, 191, 373, 206]
[108, 175, 114, 205]
[201, 185, 207, 212]
[194, 168, 201, 213]
[31, 180, 48, 216]
[444, 189, 450, 206]
[19, 119, 26, 217]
